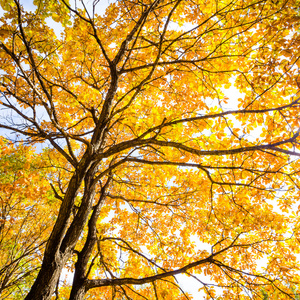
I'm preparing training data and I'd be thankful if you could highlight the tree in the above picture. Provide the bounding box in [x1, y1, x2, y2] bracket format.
[0, 0, 300, 298]
[0, 138, 56, 298]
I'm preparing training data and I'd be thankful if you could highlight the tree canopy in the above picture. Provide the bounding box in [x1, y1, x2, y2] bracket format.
[0, 0, 300, 299]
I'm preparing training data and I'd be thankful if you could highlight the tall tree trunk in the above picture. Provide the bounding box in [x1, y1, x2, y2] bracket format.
[25, 158, 97, 300]
[25, 253, 71, 300]
[69, 181, 110, 300]
[69, 278, 87, 300]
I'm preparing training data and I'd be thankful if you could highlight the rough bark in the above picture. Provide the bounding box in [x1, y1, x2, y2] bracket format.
[25, 156, 97, 300]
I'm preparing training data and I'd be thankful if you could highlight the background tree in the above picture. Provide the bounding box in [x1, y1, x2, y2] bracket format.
[0, 0, 300, 299]
[0, 138, 56, 299]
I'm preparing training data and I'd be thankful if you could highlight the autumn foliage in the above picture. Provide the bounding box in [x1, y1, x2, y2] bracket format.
[0, 0, 300, 299]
